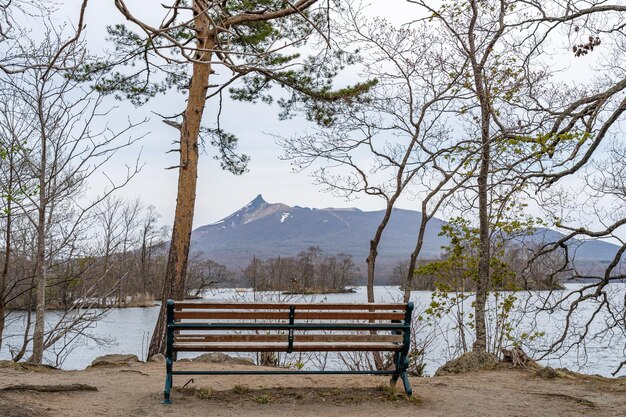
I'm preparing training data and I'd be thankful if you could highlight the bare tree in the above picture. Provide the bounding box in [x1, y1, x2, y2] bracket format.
[0, 0, 89, 75]
[138, 205, 165, 296]
[2, 32, 143, 363]
[279, 4, 477, 305]
[186, 253, 232, 298]
[243, 248, 357, 293]
[0, 85, 34, 347]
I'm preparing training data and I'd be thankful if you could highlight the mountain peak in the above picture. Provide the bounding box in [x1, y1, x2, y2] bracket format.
[247, 194, 267, 208]
[203, 194, 289, 229]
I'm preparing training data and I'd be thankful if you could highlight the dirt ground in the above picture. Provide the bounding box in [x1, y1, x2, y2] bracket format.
[0, 360, 625, 417]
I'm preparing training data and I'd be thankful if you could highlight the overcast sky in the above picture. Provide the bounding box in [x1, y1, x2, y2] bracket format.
[46, 0, 613, 234]
[45, 1, 429, 229]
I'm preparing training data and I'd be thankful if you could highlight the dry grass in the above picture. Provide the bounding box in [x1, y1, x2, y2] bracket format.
[177, 385, 422, 406]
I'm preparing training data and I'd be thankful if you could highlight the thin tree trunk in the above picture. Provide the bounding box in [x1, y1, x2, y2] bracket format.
[140, 233, 148, 295]
[366, 202, 398, 303]
[403, 215, 428, 303]
[474, 141, 490, 352]
[0, 300, 5, 352]
[31, 98, 48, 363]
[148, 6, 213, 357]
[12, 296, 33, 362]
[468, 0, 497, 353]
[366, 202, 398, 370]
[0, 159, 14, 348]
[30, 190, 47, 363]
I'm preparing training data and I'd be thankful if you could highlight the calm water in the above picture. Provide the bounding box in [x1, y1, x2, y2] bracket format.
[1, 284, 624, 377]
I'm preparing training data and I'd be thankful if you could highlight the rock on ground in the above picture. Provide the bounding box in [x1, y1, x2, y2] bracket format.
[434, 351, 498, 376]
[192, 352, 255, 365]
[148, 353, 165, 363]
[536, 366, 559, 379]
[89, 354, 140, 367]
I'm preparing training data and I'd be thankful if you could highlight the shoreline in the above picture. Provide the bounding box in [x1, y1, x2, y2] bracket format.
[8, 281, 626, 312]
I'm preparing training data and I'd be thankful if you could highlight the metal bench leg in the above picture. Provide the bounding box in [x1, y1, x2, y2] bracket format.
[392, 354, 412, 396]
[161, 300, 175, 405]
[399, 302, 414, 396]
[390, 371, 400, 386]
[162, 360, 173, 404]
[401, 371, 412, 396]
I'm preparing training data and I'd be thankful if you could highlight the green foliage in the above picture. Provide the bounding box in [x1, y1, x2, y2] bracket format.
[229, 49, 378, 127]
[417, 214, 543, 291]
[75, 2, 373, 176]
[0, 141, 32, 218]
[416, 214, 547, 354]
[200, 127, 250, 175]
[416, 217, 480, 286]
[406, 347, 427, 377]
[253, 394, 272, 404]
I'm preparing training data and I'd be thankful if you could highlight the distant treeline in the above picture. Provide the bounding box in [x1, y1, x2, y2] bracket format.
[0, 200, 237, 312]
[392, 238, 568, 292]
[243, 247, 358, 293]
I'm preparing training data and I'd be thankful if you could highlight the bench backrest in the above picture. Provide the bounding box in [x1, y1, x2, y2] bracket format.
[166, 301, 414, 354]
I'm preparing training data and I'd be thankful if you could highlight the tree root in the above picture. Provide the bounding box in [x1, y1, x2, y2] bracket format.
[501, 346, 532, 368]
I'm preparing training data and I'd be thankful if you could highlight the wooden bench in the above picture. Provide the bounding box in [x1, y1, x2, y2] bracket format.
[162, 299, 414, 404]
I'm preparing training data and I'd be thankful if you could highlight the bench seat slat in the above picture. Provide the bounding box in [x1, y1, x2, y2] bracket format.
[174, 302, 406, 310]
[174, 334, 404, 343]
[174, 311, 405, 321]
[173, 342, 403, 352]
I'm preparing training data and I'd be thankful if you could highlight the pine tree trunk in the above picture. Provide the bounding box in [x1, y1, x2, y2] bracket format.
[147, 5, 213, 357]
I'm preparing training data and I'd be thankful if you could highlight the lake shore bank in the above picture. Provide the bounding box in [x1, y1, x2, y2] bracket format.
[1, 359, 624, 417]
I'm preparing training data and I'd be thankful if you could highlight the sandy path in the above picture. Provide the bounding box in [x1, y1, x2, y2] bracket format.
[0, 361, 624, 417]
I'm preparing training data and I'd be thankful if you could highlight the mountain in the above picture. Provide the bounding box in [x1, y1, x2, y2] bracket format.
[520, 227, 621, 263]
[190, 194, 622, 283]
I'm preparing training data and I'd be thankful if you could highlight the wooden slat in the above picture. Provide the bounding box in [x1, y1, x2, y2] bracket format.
[173, 342, 403, 352]
[174, 334, 404, 344]
[175, 311, 405, 321]
[174, 302, 406, 311]
[176, 334, 287, 343]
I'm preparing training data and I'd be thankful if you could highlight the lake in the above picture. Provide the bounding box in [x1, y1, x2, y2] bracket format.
[1, 284, 624, 377]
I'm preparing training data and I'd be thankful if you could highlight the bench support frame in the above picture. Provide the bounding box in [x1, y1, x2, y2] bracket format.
[162, 300, 414, 404]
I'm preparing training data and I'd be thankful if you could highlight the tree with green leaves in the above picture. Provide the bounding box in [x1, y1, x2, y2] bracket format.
[94, 0, 374, 356]
[408, 0, 626, 356]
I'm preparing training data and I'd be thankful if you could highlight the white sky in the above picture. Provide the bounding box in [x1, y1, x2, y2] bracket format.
[45, 0, 423, 228]
[46, 0, 620, 234]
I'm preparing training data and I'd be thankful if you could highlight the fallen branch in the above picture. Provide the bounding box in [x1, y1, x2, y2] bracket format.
[0, 383, 98, 392]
